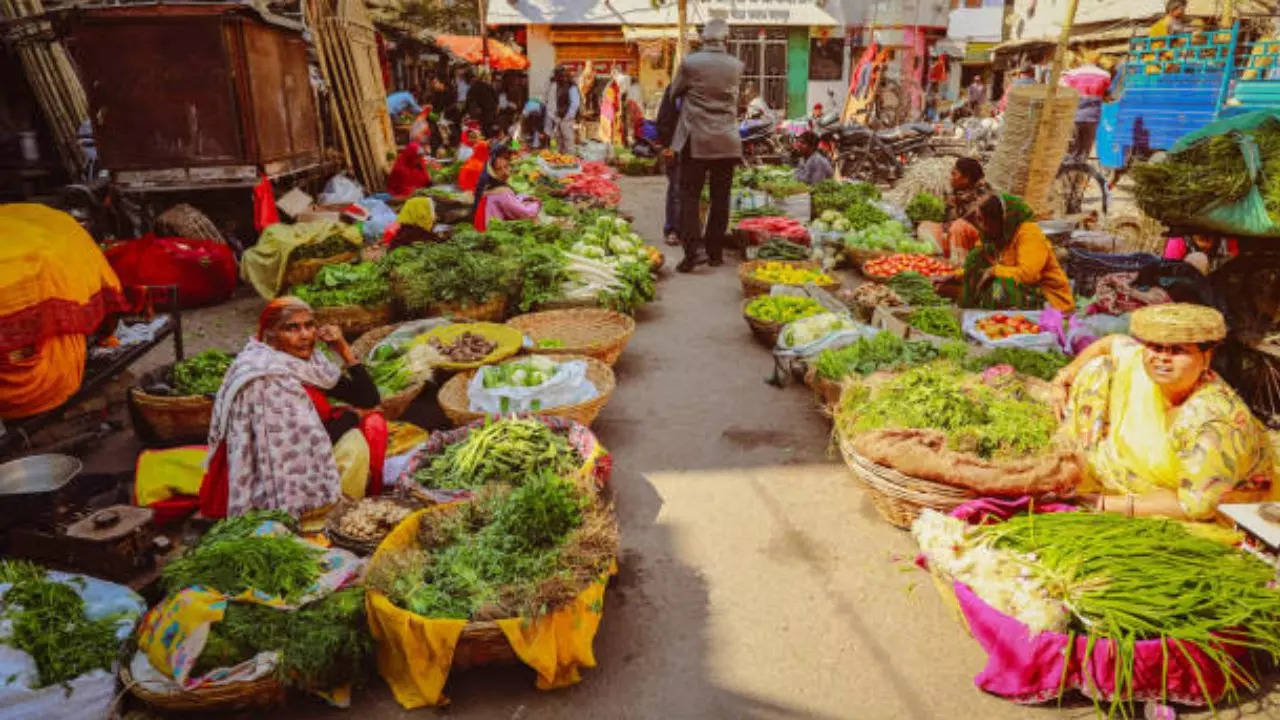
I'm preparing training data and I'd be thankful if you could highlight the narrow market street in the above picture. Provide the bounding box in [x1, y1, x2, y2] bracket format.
[234, 175, 1116, 719]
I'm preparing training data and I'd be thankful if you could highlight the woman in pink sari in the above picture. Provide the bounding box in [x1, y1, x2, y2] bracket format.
[470, 145, 541, 231]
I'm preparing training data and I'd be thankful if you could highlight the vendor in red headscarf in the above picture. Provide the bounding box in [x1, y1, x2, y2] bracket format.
[457, 138, 490, 192]
[387, 142, 431, 198]
[199, 297, 388, 526]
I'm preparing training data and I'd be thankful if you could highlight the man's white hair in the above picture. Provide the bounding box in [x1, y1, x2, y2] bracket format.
[702, 18, 729, 42]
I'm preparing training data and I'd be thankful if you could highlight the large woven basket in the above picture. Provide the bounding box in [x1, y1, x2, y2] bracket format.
[283, 251, 359, 289]
[313, 301, 394, 339]
[427, 294, 507, 322]
[129, 385, 214, 445]
[436, 355, 615, 428]
[506, 309, 636, 366]
[740, 299, 785, 348]
[350, 324, 430, 421]
[738, 259, 840, 298]
[155, 203, 225, 244]
[121, 663, 286, 713]
[836, 429, 975, 530]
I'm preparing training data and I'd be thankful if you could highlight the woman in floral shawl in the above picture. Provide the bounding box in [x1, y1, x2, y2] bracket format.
[961, 193, 1074, 312]
[199, 297, 388, 526]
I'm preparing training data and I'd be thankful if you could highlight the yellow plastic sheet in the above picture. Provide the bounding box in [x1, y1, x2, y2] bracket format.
[240, 222, 361, 299]
[365, 506, 613, 708]
[134, 446, 207, 507]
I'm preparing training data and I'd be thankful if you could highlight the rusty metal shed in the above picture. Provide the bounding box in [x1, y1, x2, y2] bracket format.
[66, 3, 324, 189]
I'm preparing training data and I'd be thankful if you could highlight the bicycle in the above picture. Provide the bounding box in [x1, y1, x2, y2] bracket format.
[1051, 159, 1110, 217]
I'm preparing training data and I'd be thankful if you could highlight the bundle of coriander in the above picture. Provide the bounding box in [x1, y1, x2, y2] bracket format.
[976, 512, 1280, 714]
[162, 511, 322, 602]
[1132, 117, 1280, 226]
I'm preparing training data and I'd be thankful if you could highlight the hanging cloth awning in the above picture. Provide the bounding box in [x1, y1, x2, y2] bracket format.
[428, 34, 530, 70]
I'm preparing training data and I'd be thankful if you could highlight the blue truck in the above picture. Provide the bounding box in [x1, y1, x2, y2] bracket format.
[1097, 22, 1280, 170]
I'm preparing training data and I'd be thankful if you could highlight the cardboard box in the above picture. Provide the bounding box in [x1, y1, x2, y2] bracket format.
[871, 305, 967, 346]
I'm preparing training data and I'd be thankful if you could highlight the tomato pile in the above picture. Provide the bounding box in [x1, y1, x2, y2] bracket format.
[862, 254, 957, 279]
[976, 313, 1043, 340]
[563, 173, 621, 206]
[736, 216, 810, 244]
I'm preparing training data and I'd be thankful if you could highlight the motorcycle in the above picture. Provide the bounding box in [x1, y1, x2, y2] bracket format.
[739, 111, 787, 166]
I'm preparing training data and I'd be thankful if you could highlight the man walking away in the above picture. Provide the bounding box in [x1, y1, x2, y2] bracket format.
[966, 75, 987, 115]
[1061, 52, 1111, 162]
[656, 85, 682, 246]
[544, 66, 581, 154]
[671, 18, 743, 272]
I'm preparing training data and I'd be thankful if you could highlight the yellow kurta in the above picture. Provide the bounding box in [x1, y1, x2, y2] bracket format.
[1065, 336, 1277, 519]
[990, 222, 1075, 312]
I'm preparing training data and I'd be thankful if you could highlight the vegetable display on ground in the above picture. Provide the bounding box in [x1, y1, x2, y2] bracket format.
[0, 560, 124, 689]
[814, 331, 955, 380]
[745, 295, 825, 324]
[292, 262, 391, 308]
[837, 363, 1058, 459]
[908, 307, 963, 339]
[975, 313, 1042, 340]
[161, 512, 324, 602]
[904, 192, 946, 224]
[412, 417, 582, 491]
[736, 216, 810, 243]
[172, 349, 234, 396]
[843, 219, 934, 255]
[960, 347, 1070, 381]
[864, 254, 957, 280]
[811, 180, 880, 217]
[752, 261, 835, 286]
[782, 313, 858, 347]
[755, 238, 810, 260]
[847, 283, 904, 310]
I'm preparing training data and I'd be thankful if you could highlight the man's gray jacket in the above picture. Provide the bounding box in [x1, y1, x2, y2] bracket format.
[670, 44, 744, 160]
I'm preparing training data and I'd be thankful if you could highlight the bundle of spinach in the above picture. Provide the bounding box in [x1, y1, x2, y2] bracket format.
[163, 518, 324, 602]
[814, 331, 956, 381]
[812, 180, 880, 217]
[909, 307, 963, 339]
[292, 262, 391, 308]
[886, 271, 947, 306]
[904, 192, 946, 224]
[192, 587, 373, 689]
[172, 349, 234, 396]
[844, 199, 891, 231]
[0, 560, 125, 689]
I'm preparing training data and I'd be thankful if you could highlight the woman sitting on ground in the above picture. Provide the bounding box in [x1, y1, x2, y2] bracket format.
[961, 193, 1074, 312]
[386, 141, 431, 198]
[1053, 303, 1276, 520]
[200, 297, 388, 527]
[471, 145, 541, 231]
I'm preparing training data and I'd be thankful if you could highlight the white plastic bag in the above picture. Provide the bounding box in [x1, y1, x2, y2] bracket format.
[536, 156, 583, 179]
[468, 358, 598, 414]
[317, 174, 364, 206]
[359, 197, 398, 242]
[962, 310, 1059, 351]
[774, 311, 876, 359]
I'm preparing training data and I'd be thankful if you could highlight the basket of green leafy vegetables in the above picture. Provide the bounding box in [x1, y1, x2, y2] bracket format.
[291, 262, 394, 338]
[129, 349, 235, 444]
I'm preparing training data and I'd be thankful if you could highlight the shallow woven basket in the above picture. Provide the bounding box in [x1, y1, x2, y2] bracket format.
[506, 309, 636, 366]
[129, 384, 214, 444]
[802, 365, 843, 412]
[436, 355, 615, 428]
[350, 324, 430, 421]
[738, 259, 840, 299]
[121, 664, 286, 713]
[324, 495, 422, 556]
[155, 203, 225, 244]
[837, 430, 975, 530]
[427, 294, 507, 322]
[313, 301, 394, 339]
[740, 299, 785, 348]
[283, 251, 359, 289]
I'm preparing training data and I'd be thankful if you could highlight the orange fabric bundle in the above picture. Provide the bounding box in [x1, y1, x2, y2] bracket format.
[0, 204, 125, 418]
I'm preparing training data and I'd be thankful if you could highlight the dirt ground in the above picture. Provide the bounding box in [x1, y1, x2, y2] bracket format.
[85, 176, 1279, 719]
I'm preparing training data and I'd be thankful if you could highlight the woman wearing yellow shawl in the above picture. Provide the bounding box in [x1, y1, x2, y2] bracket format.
[1053, 303, 1276, 520]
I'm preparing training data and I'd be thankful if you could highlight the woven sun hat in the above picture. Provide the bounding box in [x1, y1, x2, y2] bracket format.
[1130, 303, 1227, 345]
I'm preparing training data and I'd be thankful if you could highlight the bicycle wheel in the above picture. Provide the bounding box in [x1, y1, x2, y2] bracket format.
[1051, 162, 1109, 216]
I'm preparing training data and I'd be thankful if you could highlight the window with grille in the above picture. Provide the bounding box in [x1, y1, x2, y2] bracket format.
[728, 26, 789, 112]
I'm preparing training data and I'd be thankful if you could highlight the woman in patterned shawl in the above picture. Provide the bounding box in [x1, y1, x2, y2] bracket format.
[199, 297, 388, 527]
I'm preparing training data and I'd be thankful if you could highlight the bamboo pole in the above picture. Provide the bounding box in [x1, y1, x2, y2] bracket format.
[675, 0, 687, 66]
[1023, 0, 1080, 215]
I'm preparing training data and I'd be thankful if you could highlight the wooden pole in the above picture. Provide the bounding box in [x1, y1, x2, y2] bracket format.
[477, 0, 489, 69]
[1023, 0, 1079, 214]
[675, 0, 687, 66]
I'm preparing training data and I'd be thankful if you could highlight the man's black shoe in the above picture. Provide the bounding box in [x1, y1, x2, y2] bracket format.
[676, 252, 709, 273]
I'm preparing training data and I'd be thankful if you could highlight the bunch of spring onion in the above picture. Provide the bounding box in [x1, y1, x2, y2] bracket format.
[975, 511, 1280, 715]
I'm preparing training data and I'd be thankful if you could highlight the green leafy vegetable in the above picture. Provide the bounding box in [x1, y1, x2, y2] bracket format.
[0, 561, 124, 688]
[904, 192, 946, 224]
[812, 180, 880, 217]
[292, 262, 390, 308]
[908, 307, 963, 339]
[289, 232, 356, 261]
[814, 331, 941, 380]
[962, 347, 1070, 381]
[886, 271, 947, 306]
[172, 349, 234, 396]
[843, 199, 891, 231]
[162, 530, 323, 602]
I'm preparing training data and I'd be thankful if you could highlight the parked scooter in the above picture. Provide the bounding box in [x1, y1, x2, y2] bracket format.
[739, 110, 787, 166]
